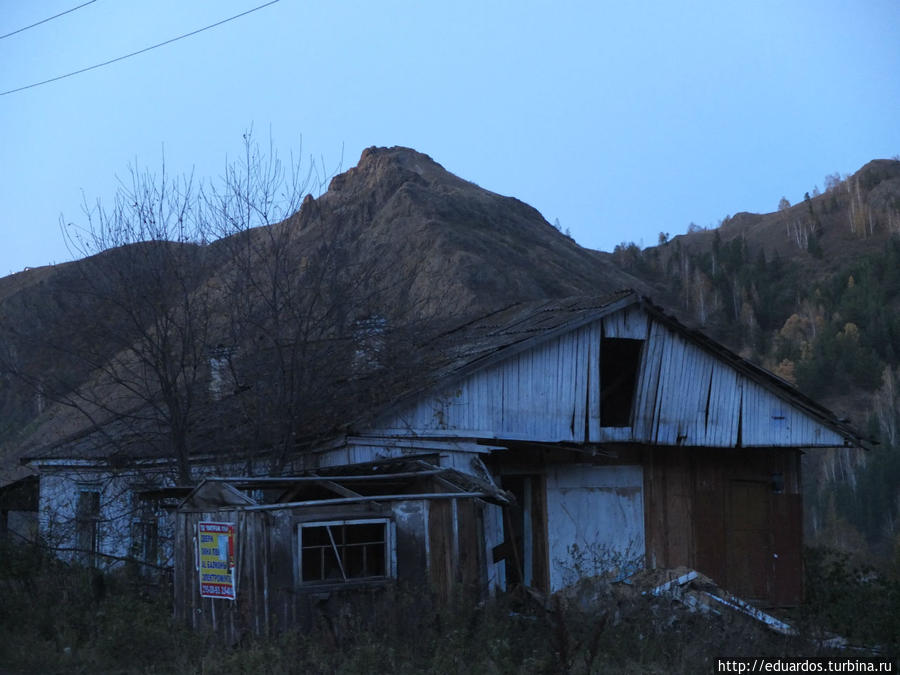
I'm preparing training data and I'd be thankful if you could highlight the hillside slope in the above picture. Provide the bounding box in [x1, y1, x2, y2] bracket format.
[284, 146, 648, 317]
[617, 159, 900, 554]
[0, 147, 647, 472]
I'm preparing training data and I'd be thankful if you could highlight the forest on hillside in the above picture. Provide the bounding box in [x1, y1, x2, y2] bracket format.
[613, 164, 900, 564]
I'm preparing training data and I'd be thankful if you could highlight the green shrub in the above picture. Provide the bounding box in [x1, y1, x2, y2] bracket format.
[803, 546, 900, 651]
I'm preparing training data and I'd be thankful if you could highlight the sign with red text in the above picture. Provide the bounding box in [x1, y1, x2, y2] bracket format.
[198, 521, 236, 599]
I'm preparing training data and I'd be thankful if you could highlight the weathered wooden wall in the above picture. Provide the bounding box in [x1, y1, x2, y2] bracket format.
[632, 321, 844, 447]
[373, 306, 847, 449]
[380, 321, 598, 442]
[427, 498, 486, 602]
[174, 508, 269, 640]
[175, 495, 489, 641]
[643, 446, 803, 606]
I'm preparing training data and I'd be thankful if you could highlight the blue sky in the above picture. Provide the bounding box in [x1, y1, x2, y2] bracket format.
[1, 0, 899, 277]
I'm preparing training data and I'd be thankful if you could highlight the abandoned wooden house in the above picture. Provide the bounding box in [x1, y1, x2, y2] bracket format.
[22, 290, 863, 636]
[20, 407, 247, 569]
[173, 459, 510, 636]
[168, 290, 862, 637]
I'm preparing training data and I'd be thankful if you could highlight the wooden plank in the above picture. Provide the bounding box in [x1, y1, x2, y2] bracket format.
[707, 364, 739, 446]
[627, 308, 651, 340]
[740, 379, 756, 446]
[572, 326, 588, 442]
[531, 475, 550, 594]
[428, 500, 453, 602]
[654, 329, 683, 444]
[664, 450, 693, 567]
[770, 493, 803, 606]
[687, 350, 715, 445]
[644, 447, 668, 569]
[652, 326, 675, 443]
[587, 321, 602, 441]
[693, 451, 726, 586]
[556, 334, 572, 440]
[673, 339, 696, 443]
[633, 319, 664, 442]
[457, 500, 483, 597]
[559, 331, 576, 441]
[606, 313, 620, 338]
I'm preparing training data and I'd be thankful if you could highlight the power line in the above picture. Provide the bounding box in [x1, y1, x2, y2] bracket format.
[0, 1, 99, 41]
[0, 0, 281, 97]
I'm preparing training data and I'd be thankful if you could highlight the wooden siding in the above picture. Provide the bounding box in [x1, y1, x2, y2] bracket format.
[371, 306, 848, 449]
[628, 324, 846, 447]
[379, 323, 597, 443]
[174, 494, 490, 641]
[427, 499, 486, 602]
[644, 446, 804, 606]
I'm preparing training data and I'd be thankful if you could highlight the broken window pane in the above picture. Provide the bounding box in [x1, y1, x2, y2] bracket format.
[299, 520, 389, 583]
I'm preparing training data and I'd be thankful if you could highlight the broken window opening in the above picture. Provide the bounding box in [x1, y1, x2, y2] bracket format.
[76, 489, 101, 567]
[600, 337, 643, 427]
[499, 474, 548, 593]
[131, 496, 159, 566]
[299, 519, 390, 584]
[132, 521, 159, 565]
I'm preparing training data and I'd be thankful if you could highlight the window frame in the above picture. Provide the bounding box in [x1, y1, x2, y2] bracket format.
[131, 518, 159, 566]
[75, 487, 101, 566]
[296, 517, 396, 586]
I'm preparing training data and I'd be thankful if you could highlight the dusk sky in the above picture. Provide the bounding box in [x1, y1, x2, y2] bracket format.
[2, 1, 899, 278]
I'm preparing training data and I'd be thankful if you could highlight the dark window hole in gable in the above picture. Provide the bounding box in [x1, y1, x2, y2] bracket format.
[600, 337, 643, 427]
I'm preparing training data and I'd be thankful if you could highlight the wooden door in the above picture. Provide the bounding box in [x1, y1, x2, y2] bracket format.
[726, 480, 770, 601]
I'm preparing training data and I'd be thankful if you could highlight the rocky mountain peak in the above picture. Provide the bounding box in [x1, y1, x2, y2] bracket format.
[291, 146, 648, 318]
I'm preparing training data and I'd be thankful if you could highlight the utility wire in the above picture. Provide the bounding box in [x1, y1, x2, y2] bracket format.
[0, 0, 281, 97]
[0, 0, 98, 41]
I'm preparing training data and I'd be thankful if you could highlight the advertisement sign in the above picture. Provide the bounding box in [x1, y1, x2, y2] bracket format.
[198, 521, 236, 600]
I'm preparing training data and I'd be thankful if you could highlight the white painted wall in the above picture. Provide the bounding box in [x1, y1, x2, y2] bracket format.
[545, 464, 645, 591]
[38, 467, 174, 569]
[35, 459, 258, 570]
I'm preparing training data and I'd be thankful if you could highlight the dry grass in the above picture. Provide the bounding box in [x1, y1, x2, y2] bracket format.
[1, 541, 894, 674]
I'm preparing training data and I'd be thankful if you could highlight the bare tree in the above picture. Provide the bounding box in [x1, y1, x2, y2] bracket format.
[204, 134, 427, 473]
[55, 163, 214, 484]
[5, 134, 441, 493]
[203, 134, 348, 471]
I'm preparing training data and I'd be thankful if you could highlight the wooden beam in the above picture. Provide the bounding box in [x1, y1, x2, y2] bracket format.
[313, 477, 363, 499]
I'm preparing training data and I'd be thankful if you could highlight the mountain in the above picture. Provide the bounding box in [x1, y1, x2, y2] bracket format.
[2, 148, 898, 556]
[612, 158, 900, 555]
[0, 146, 647, 476]
[282, 146, 649, 317]
[617, 159, 900, 412]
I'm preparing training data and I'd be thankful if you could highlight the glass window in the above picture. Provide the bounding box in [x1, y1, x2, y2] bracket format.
[298, 519, 391, 583]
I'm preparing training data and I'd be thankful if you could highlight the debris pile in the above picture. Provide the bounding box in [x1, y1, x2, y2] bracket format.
[556, 566, 864, 651]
